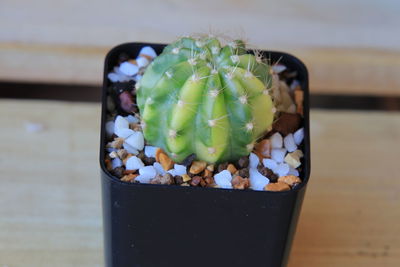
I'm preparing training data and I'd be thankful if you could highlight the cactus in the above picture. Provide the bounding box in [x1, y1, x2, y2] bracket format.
[137, 36, 276, 163]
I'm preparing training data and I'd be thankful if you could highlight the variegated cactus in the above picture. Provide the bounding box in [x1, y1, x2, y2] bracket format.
[137, 36, 276, 163]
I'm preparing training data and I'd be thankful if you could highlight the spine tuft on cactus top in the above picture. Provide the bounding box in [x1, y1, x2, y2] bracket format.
[137, 36, 276, 163]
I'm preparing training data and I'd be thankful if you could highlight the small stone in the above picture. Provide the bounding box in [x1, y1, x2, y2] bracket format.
[249, 168, 269, 191]
[204, 176, 215, 186]
[124, 131, 144, 151]
[119, 62, 139, 76]
[136, 56, 150, 68]
[112, 158, 122, 169]
[151, 173, 174, 185]
[249, 153, 259, 169]
[181, 154, 196, 167]
[226, 164, 237, 174]
[143, 156, 156, 166]
[236, 156, 249, 168]
[130, 123, 142, 131]
[107, 138, 125, 149]
[182, 174, 192, 183]
[111, 167, 124, 178]
[189, 160, 207, 174]
[257, 164, 272, 177]
[214, 170, 232, 189]
[232, 176, 250, 190]
[109, 151, 118, 159]
[275, 163, 290, 177]
[273, 113, 302, 136]
[217, 162, 229, 172]
[283, 134, 297, 153]
[122, 153, 134, 165]
[114, 115, 129, 131]
[125, 156, 145, 170]
[294, 90, 304, 115]
[206, 164, 215, 172]
[271, 148, 287, 163]
[123, 143, 139, 155]
[123, 169, 137, 175]
[117, 149, 128, 160]
[125, 115, 139, 124]
[254, 139, 271, 159]
[139, 46, 157, 59]
[294, 128, 304, 145]
[263, 158, 278, 172]
[168, 164, 187, 176]
[270, 132, 283, 149]
[155, 148, 174, 170]
[264, 181, 290, 192]
[138, 166, 157, 180]
[238, 168, 249, 178]
[278, 175, 302, 186]
[284, 152, 301, 169]
[288, 166, 300, 176]
[174, 175, 184, 185]
[121, 173, 139, 182]
[180, 183, 190, 187]
[153, 162, 167, 175]
[190, 176, 202, 186]
[144, 146, 158, 158]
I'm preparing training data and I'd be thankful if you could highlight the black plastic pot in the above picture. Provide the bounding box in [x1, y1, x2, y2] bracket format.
[100, 43, 310, 267]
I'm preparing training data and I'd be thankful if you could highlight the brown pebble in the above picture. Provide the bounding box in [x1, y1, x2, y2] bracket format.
[143, 156, 156, 166]
[206, 164, 215, 172]
[236, 156, 249, 169]
[294, 90, 304, 116]
[123, 169, 137, 175]
[105, 159, 113, 171]
[111, 166, 125, 178]
[130, 123, 142, 131]
[205, 176, 215, 186]
[181, 154, 196, 167]
[189, 160, 207, 174]
[150, 173, 174, 185]
[226, 164, 237, 174]
[217, 162, 229, 172]
[107, 138, 125, 149]
[238, 168, 249, 178]
[254, 139, 271, 159]
[174, 175, 184, 185]
[200, 178, 207, 187]
[182, 174, 192, 183]
[264, 181, 290, 192]
[232, 175, 250, 190]
[272, 112, 302, 135]
[203, 169, 213, 178]
[190, 176, 202, 186]
[156, 148, 174, 170]
[278, 175, 302, 187]
[257, 164, 277, 182]
[121, 173, 139, 182]
[117, 149, 128, 160]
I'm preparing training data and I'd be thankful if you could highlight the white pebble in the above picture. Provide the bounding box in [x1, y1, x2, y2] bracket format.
[249, 168, 269, 191]
[111, 158, 122, 169]
[288, 166, 299, 176]
[139, 166, 157, 179]
[124, 131, 144, 151]
[174, 164, 187, 176]
[134, 74, 143, 82]
[114, 115, 129, 131]
[284, 134, 297, 152]
[119, 62, 139, 76]
[125, 156, 144, 170]
[270, 132, 283, 149]
[274, 163, 290, 177]
[144, 146, 158, 158]
[125, 115, 139, 124]
[123, 143, 139, 155]
[249, 153, 259, 169]
[105, 121, 114, 137]
[153, 162, 166, 175]
[107, 72, 120, 83]
[294, 128, 304, 145]
[139, 46, 157, 59]
[263, 158, 278, 172]
[116, 128, 134, 139]
[271, 148, 287, 163]
[214, 170, 233, 189]
[136, 56, 150, 68]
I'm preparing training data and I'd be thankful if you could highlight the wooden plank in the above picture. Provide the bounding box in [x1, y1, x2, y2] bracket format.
[0, 0, 400, 95]
[0, 100, 399, 266]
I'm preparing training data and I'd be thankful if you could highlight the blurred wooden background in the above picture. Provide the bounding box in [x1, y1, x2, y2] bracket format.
[0, 0, 399, 95]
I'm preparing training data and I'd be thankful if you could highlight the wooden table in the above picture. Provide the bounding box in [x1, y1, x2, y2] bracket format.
[0, 99, 399, 266]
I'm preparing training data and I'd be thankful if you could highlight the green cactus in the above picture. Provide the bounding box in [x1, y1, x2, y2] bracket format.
[137, 36, 275, 163]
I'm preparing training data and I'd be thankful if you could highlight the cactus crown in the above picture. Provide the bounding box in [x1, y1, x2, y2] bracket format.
[137, 36, 276, 163]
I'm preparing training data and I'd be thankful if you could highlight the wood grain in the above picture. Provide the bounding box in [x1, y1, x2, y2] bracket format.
[0, 0, 400, 95]
[0, 99, 399, 266]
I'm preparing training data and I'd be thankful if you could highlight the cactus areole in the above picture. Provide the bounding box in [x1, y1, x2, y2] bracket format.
[137, 37, 276, 163]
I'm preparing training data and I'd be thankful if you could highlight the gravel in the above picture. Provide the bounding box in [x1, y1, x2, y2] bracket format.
[283, 134, 297, 152]
[214, 170, 232, 189]
[125, 156, 145, 170]
[270, 132, 283, 149]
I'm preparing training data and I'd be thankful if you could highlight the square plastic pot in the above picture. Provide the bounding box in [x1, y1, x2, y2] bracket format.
[100, 42, 310, 267]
